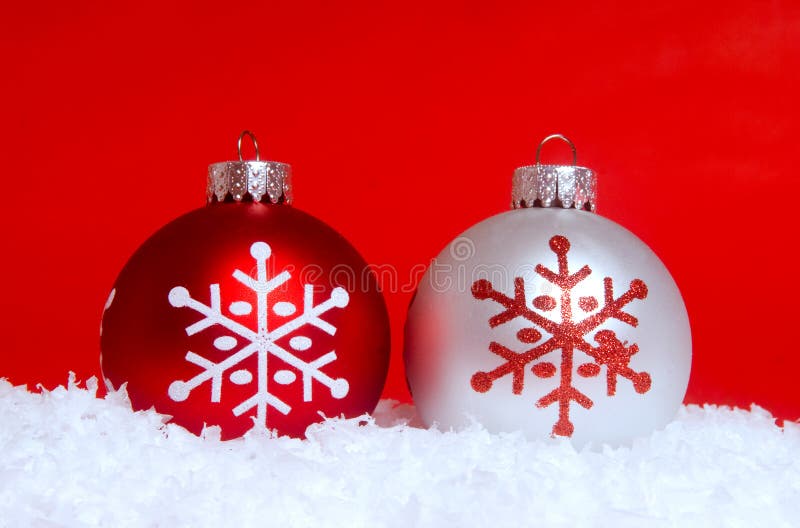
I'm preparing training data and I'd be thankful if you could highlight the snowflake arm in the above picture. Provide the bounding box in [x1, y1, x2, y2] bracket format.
[471, 277, 559, 335]
[576, 277, 648, 334]
[268, 285, 349, 341]
[233, 380, 291, 417]
[471, 338, 559, 394]
[169, 284, 258, 342]
[577, 330, 651, 396]
[267, 342, 348, 401]
[169, 343, 259, 403]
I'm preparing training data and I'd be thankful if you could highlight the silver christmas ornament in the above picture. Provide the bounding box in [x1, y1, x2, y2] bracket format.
[404, 134, 692, 447]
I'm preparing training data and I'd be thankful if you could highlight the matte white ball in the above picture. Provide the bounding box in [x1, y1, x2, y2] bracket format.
[404, 208, 691, 447]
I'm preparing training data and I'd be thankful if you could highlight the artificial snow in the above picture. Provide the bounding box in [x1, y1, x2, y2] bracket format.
[1, 378, 799, 528]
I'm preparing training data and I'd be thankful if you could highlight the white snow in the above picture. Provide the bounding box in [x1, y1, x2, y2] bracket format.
[1, 376, 799, 528]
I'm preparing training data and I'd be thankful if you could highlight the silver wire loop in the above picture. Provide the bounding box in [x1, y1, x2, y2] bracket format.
[237, 130, 261, 161]
[208, 131, 291, 204]
[512, 134, 596, 211]
[536, 134, 577, 166]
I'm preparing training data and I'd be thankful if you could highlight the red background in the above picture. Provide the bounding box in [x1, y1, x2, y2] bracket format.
[2, 1, 799, 420]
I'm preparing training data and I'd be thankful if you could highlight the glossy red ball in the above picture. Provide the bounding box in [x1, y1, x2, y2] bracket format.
[101, 202, 390, 439]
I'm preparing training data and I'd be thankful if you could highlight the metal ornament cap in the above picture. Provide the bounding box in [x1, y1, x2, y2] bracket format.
[207, 131, 293, 204]
[511, 134, 597, 211]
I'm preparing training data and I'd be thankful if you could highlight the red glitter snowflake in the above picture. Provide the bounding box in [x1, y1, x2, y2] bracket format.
[470, 235, 652, 437]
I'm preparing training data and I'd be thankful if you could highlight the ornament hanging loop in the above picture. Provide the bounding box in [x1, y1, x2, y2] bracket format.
[208, 131, 292, 204]
[237, 130, 261, 162]
[511, 133, 596, 211]
[536, 134, 577, 166]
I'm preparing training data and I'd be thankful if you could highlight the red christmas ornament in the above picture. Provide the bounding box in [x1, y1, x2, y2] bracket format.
[101, 131, 390, 439]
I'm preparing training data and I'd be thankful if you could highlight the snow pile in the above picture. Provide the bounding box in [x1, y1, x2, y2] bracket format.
[1, 378, 799, 527]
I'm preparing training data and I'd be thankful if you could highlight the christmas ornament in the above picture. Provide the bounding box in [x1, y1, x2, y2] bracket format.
[101, 131, 390, 439]
[404, 134, 691, 446]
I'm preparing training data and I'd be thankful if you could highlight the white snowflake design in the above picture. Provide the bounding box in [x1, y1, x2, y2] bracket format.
[166, 241, 350, 428]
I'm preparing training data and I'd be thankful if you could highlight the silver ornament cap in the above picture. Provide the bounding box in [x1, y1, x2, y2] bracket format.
[511, 134, 596, 211]
[207, 130, 293, 204]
